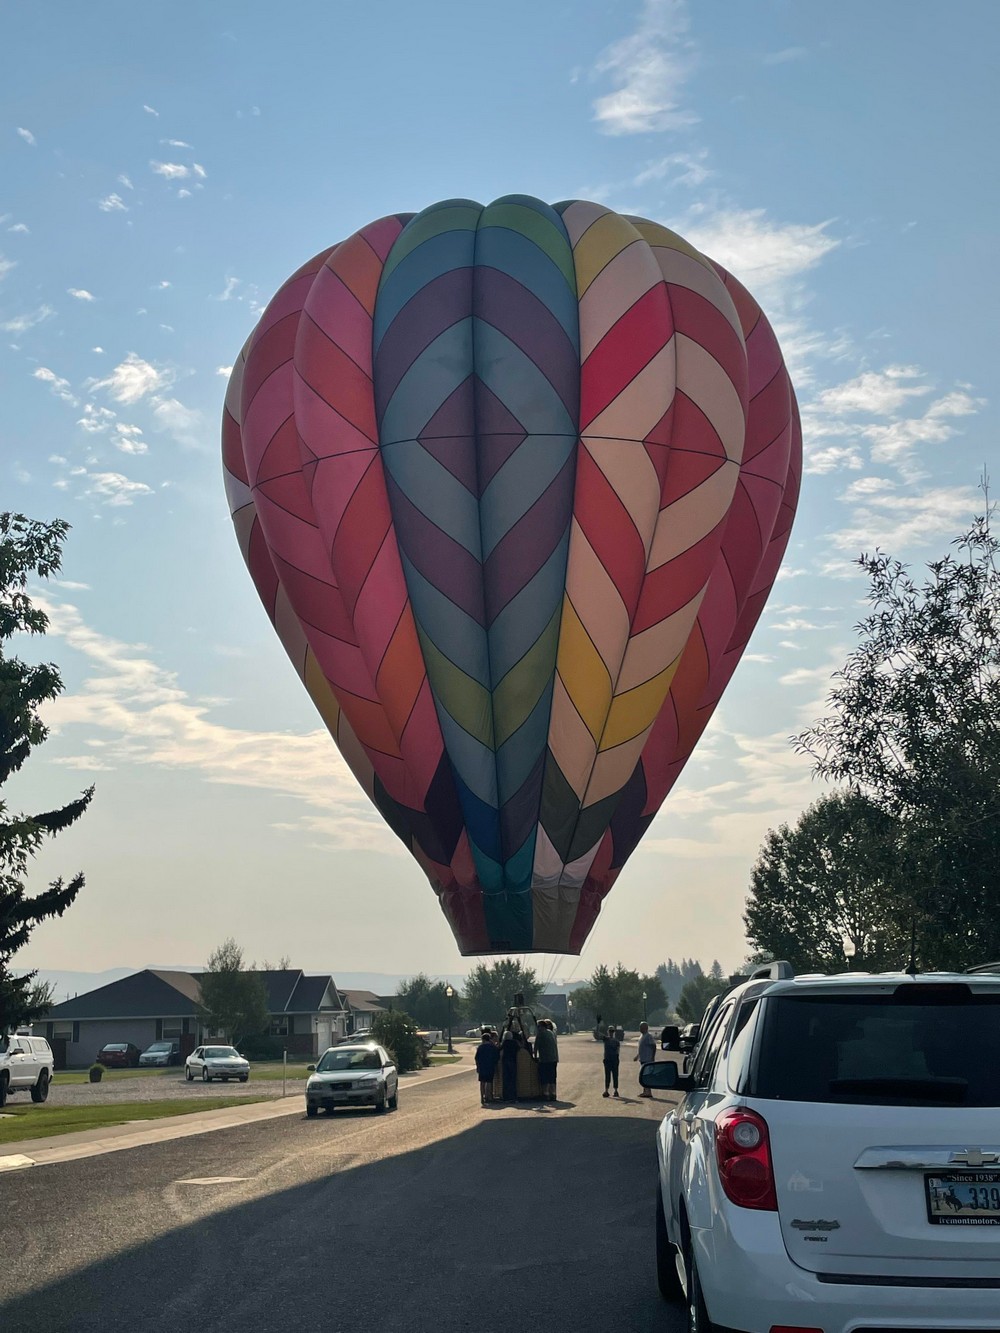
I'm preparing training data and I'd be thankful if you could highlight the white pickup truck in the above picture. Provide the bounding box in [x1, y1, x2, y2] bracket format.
[0, 1032, 54, 1105]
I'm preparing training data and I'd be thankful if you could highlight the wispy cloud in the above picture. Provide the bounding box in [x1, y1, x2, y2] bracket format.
[0, 254, 15, 282]
[214, 276, 240, 301]
[762, 47, 807, 65]
[67, 287, 96, 302]
[33, 366, 78, 406]
[633, 149, 709, 187]
[162, 138, 192, 148]
[2, 304, 55, 333]
[117, 173, 134, 191]
[39, 598, 389, 853]
[98, 193, 128, 213]
[152, 395, 202, 449]
[84, 472, 153, 506]
[143, 104, 159, 117]
[831, 480, 981, 553]
[16, 127, 36, 146]
[592, 0, 697, 136]
[90, 352, 170, 403]
[150, 160, 190, 180]
[7, 222, 29, 235]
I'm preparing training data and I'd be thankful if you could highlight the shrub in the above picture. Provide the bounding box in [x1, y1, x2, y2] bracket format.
[369, 1010, 427, 1073]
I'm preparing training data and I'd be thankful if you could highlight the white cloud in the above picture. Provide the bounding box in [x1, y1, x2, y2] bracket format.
[117, 173, 134, 190]
[98, 193, 128, 213]
[143, 104, 159, 117]
[92, 346, 104, 354]
[813, 365, 928, 416]
[215, 365, 234, 377]
[682, 208, 839, 295]
[153, 280, 171, 289]
[84, 471, 154, 507]
[39, 599, 387, 853]
[90, 352, 169, 404]
[0, 254, 15, 281]
[7, 222, 29, 235]
[151, 160, 189, 180]
[177, 188, 191, 199]
[2, 304, 54, 333]
[16, 127, 36, 146]
[192, 163, 207, 179]
[78, 404, 117, 433]
[830, 481, 981, 554]
[215, 276, 240, 301]
[151, 395, 202, 448]
[113, 424, 148, 455]
[762, 47, 807, 65]
[33, 366, 78, 405]
[633, 149, 710, 187]
[67, 287, 96, 302]
[592, 0, 697, 136]
[162, 139, 192, 148]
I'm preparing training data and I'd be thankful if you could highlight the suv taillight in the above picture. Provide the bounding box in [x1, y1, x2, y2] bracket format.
[715, 1107, 777, 1210]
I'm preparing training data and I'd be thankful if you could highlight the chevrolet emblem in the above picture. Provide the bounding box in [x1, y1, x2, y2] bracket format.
[950, 1149, 999, 1167]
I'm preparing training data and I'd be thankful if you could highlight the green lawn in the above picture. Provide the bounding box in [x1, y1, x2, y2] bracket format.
[428, 1054, 462, 1065]
[56, 1066, 176, 1085]
[0, 1097, 269, 1146]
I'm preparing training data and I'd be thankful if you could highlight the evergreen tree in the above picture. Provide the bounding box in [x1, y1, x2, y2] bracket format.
[0, 514, 93, 1033]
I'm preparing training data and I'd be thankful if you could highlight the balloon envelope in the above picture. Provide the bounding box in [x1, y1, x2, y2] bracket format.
[222, 196, 801, 955]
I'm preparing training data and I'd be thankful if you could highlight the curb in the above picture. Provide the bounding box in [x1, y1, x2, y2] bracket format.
[0, 1051, 471, 1171]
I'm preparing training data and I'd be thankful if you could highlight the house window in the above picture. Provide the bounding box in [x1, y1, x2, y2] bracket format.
[51, 1023, 74, 1040]
[162, 1021, 183, 1039]
[270, 1016, 289, 1037]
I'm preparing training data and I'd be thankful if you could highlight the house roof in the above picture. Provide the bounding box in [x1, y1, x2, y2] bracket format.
[48, 969, 200, 1021]
[48, 968, 347, 1022]
[340, 989, 387, 1014]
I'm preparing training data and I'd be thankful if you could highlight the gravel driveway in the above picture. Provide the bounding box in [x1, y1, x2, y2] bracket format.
[43, 1073, 291, 1107]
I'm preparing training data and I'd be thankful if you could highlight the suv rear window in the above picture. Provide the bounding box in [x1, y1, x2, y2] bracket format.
[749, 989, 1000, 1106]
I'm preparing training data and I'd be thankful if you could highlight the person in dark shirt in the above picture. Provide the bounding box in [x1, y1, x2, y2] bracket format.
[474, 1031, 501, 1105]
[601, 1025, 621, 1097]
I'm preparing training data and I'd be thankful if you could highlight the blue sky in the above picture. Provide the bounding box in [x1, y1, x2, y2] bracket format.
[3, 0, 996, 983]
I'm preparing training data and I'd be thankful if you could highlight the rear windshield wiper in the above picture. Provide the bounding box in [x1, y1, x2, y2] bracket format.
[829, 1076, 968, 1104]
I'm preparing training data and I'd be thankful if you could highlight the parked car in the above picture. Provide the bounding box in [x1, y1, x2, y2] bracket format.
[96, 1041, 141, 1068]
[305, 1042, 398, 1116]
[640, 961, 1000, 1332]
[139, 1040, 181, 1067]
[0, 1033, 54, 1106]
[184, 1045, 250, 1083]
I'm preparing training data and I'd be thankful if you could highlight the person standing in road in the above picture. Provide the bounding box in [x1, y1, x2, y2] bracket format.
[534, 1018, 559, 1102]
[601, 1025, 621, 1097]
[475, 1030, 501, 1106]
[635, 1021, 656, 1098]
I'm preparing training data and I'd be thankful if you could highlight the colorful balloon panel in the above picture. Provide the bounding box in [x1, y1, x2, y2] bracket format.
[222, 196, 802, 956]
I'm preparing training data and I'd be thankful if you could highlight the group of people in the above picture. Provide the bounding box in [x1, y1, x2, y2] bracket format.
[474, 1013, 560, 1105]
[474, 1014, 661, 1105]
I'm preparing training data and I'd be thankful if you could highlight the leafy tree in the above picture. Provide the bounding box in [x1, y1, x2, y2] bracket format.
[395, 973, 463, 1030]
[197, 938, 270, 1046]
[796, 504, 1000, 969]
[0, 513, 93, 1034]
[463, 960, 541, 1027]
[583, 963, 667, 1027]
[676, 973, 729, 1024]
[745, 791, 908, 973]
[370, 1009, 426, 1073]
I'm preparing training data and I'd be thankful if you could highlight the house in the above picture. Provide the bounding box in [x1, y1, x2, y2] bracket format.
[45, 968, 348, 1067]
[339, 989, 387, 1036]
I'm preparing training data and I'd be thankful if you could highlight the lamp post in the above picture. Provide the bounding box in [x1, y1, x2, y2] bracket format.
[642, 990, 647, 1023]
[445, 984, 454, 1054]
[566, 998, 573, 1034]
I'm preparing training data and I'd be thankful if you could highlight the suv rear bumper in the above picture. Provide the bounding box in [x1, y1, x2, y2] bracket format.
[695, 1211, 1000, 1333]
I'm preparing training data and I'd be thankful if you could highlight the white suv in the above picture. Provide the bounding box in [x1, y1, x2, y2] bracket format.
[0, 1032, 54, 1106]
[641, 963, 1000, 1332]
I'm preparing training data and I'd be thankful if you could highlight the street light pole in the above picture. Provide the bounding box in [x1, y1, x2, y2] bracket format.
[566, 998, 573, 1034]
[642, 990, 647, 1023]
[445, 984, 454, 1054]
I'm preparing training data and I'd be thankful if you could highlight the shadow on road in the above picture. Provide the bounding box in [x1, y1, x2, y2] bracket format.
[0, 1114, 671, 1333]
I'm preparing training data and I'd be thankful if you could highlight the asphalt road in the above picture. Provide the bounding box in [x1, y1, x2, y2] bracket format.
[0, 1036, 683, 1333]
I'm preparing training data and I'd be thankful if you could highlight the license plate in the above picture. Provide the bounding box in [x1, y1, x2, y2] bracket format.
[926, 1172, 1000, 1225]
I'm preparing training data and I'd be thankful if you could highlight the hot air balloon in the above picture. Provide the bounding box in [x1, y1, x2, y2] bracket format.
[222, 196, 801, 956]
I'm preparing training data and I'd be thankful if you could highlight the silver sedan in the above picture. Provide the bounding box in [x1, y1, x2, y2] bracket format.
[184, 1045, 250, 1083]
[305, 1043, 398, 1115]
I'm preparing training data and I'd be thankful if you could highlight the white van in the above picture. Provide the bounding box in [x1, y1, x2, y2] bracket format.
[0, 1032, 54, 1105]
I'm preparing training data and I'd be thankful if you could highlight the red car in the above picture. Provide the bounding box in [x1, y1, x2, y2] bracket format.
[96, 1042, 141, 1068]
